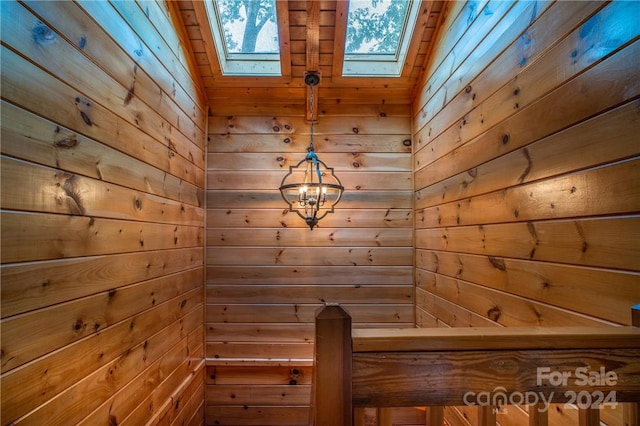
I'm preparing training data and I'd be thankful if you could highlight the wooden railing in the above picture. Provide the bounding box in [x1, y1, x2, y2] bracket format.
[311, 305, 640, 426]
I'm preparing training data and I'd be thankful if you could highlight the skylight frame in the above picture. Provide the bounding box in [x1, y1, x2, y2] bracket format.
[342, 0, 422, 77]
[204, 0, 282, 76]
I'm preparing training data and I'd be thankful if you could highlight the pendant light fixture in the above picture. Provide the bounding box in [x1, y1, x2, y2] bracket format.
[279, 72, 344, 230]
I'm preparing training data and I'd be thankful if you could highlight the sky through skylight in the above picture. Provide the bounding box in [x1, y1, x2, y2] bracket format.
[345, 0, 411, 56]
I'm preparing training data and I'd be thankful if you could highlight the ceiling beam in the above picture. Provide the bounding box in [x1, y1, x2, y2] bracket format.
[305, 0, 321, 71]
[191, 0, 222, 77]
[332, 0, 348, 78]
[305, 0, 321, 121]
[276, 0, 292, 78]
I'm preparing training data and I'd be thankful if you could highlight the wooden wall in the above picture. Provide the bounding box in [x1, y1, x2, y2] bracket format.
[1, 1, 206, 424]
[205, 104, 414, 424]
[412, 0, 640, 424]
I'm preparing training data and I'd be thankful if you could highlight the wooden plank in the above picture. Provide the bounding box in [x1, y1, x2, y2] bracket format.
[133, 1, 195, 77]
[414, 38, 640, 187]
[415, 100, 640, 207]
[22, 0, 206, 144]
[478, 405, 496, 426]
[416, 289, 498, 328]
[415, 250, 640, 326]
[77, 0, 206, 115]
[353, 407, 366, 426]
[206, 208, 413, 228]
[453, 1, 635, 153]
[429, 406, 444, 426]
[207, 285, 413, 304]
[1, 46, 203, 186]
[208, 133, 411, 153]
[1, 288, 202, 421]
[206, 384, 310, 405]
[207, 102, 410, 117]
[190, 0, 222, 76]
[352, 326, 640, 353]
[414, 0, 602, 148]
[275, 0, 291, 77]
[206, 246, 413, 266]
[5, 1, 204, 167]
[413, 0, 493, 109]
[1, 247, 203, 318]
[414, 0, 557, 135]
[1, 268, 202, 374]
[305, 0, 320, 72]
[352, 348, 640, 407]
[578, 407, 599, 426]
[208, 322, 421, 345]
[207, 323, 313, 343]
[206, 227, 412, 247]
[529, 403, 548, 426]
[19, 329, 190, 425]
[205, 406, 309, 426]
[205, 265, 412, 285]
[206, 365, 313, 385]
[159, 364, 205, 426]
[208, 115, 410, 135]
[208, 152, 411, 171]
[1, 101, 203, 207]
[77, 318, 202, 426]
[206, 304, 413, 324]
[399, 0, 436, 79]
[210, 86, 305, 102]
[415, 216, 640, 271]
[1, 211, 203, 263]
[420, 156, 640, 226]
[377, 407, 392, 426]
[417, 269, 623, 327]
[1, 156, 203, 226]
[208, 170, 411, 190]
[206, 342, 313, 360]
[206, 190, 412, 209]
[331, 0, 348, 77]
[213, 90, 414, 105]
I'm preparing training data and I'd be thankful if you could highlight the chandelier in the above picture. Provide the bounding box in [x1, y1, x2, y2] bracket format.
[279, 72, 344, 230]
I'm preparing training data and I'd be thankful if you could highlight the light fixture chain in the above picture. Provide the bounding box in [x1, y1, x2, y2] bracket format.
[309, 81, 315, 152]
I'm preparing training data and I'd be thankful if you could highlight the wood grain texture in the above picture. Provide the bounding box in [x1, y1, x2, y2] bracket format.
[352, 348, 640, 407]
[412, 2, 640, 424]
[205, 107, 413, 423]
[0, 1, 205, 424]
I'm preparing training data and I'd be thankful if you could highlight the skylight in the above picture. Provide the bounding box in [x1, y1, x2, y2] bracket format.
[342, 0, 421, 77]
[205, 0, 281, 76]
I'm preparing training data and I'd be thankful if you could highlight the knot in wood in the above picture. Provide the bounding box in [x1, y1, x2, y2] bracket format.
[33, 22, 57, 45]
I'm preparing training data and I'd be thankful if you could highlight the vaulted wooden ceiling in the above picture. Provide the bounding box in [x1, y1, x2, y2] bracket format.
[173, 0, 446, 114]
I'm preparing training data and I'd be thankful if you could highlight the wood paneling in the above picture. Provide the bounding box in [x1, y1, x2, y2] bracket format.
[206, 104, 413, 421]
[4, 1, 636, 425]
[0, 1, 205, 424]
[412, 1, 640, 425]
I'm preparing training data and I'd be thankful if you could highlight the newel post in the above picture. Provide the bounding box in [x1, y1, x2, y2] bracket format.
[311, 305, 353, 426]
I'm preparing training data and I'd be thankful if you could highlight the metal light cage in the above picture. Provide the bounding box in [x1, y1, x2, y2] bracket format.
[279, 151, 344, 229]
[278, 71, 344, 230]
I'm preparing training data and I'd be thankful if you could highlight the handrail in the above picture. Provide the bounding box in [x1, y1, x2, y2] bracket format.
[311, 305, 640, 426]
